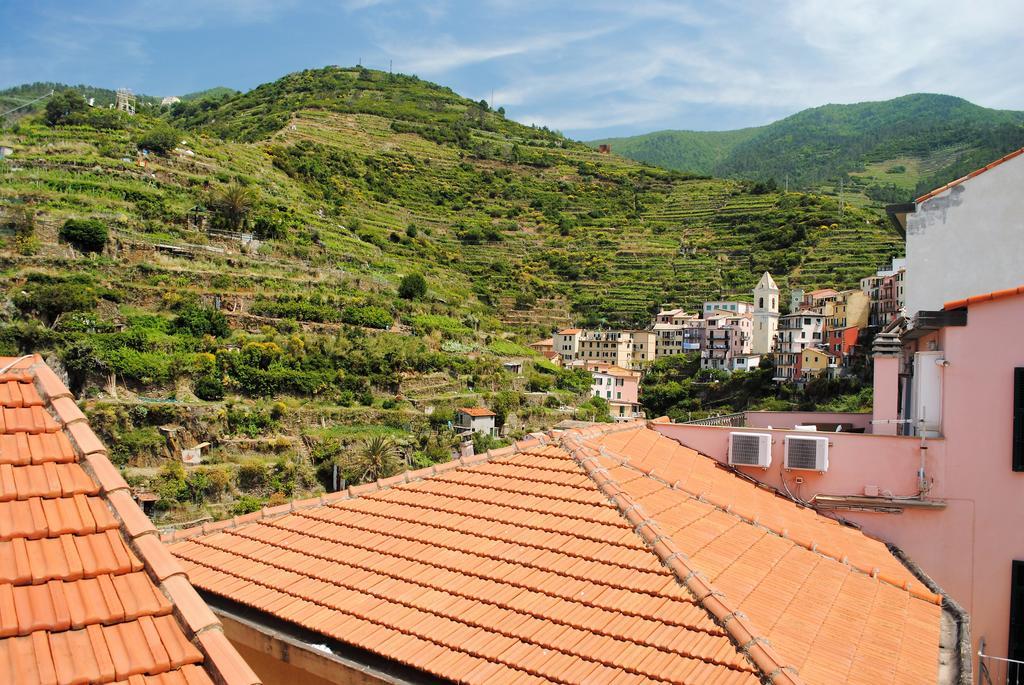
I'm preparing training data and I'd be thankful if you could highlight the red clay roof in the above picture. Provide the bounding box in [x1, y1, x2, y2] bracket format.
[457, 407, 496, 417]
[0, 355, 259, 685]
[557, 328, 582, 335]
[916, 145, 1024, 203]
[164, 422, 944, 685]
[943, 284, 1024, 311]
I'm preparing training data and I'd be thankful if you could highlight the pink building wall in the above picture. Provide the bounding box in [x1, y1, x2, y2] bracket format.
[654, 292, 1024, 661]
[743, 411, 872, 431]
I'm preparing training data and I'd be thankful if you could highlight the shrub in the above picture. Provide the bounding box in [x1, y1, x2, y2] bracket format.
[15, 282, 97, 324]
[231, 494, 263, 515]
[136, 126, 181, 155]
[194, 374, 224, 401]
[174, 303, 230, 338]
[59, 218, 108, 254]
[237, 460, 270, 490]
[110, 427, 165, 466]
[398, 273, 427, 300]
[342, 305, 392, 329]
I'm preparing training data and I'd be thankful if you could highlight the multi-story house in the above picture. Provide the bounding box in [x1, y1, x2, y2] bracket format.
[795, 346, 836, 380]
[796, 288, 839, 314]
[556, 328, 654, 369]
[586, 362, 644, 421]
[701, 313, 752, 371]
[774, 311, 825, 380]
[701, 300, 752, 317]
[652, 316, 705, 358]
[861, 258, 907, 328]
[822, 289, 870, 364]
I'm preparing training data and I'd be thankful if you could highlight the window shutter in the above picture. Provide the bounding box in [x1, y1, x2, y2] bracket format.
[1015, 368, 1024, 471]
[1010, 560, 1024, 661]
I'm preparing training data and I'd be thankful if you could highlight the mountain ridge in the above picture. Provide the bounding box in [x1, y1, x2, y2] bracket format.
[589, 93, 1024, 203]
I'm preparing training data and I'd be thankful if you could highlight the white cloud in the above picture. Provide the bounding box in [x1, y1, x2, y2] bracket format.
[385, 26, 613, 75]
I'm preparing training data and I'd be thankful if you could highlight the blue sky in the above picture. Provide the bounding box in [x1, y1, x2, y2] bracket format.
[3, 0, 1023, 139]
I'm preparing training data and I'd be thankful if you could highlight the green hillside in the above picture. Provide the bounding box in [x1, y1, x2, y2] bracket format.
[589, 127, 762, 177]
[588, 93, 1024, 204]
[0, 66, 901, 521]
[0, 82, 236, 120]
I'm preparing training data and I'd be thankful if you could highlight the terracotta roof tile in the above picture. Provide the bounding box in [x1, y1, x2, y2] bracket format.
[0, 357, 256, 685]
[943, 283, 1024, 311]
[458, 407, 496, 417]
[161, 421, 944, 684]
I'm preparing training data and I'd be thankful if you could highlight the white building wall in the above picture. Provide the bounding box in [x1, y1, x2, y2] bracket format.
[905, 153, 1024, 316]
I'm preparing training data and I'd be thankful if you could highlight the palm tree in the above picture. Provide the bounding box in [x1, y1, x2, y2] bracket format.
[353, 435, 401, 483]
[210, 182, 255, 231]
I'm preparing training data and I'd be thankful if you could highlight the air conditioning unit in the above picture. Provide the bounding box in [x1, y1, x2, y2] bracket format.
[784, 435, 829, 471]
[728, 432, 772, 468]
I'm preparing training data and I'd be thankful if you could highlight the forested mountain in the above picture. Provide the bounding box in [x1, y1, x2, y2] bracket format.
[0, 66, 897, 520]
[590, 94, 1024, 203]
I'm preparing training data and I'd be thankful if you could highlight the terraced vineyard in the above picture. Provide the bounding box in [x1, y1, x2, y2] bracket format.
[0, 68, 902, 521]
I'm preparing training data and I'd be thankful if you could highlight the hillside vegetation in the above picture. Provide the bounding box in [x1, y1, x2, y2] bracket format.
[0, 66, 901, 521]
[590, 93, 1024, 206]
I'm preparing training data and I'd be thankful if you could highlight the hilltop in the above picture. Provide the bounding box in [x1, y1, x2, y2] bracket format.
[590, 93, 1024, 205]
[0, 66, 899, 520]
[0, 82, 237, 118]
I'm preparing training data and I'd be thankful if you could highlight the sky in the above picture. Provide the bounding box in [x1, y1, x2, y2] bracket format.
[3, 0, 1023, 139]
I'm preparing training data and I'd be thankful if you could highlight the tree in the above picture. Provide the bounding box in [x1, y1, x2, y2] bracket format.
[352, 435, 401, 483]
[59, 218, 108, 253]
[209, 182, 255, 230]
[136, 126, 180, 155]
[398, 273, 427, 300]
[44, 90, 87, 126]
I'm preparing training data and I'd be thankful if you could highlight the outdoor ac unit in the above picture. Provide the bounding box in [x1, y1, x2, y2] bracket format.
[784, 435, 829, 471]
[728, 432, 772, 468]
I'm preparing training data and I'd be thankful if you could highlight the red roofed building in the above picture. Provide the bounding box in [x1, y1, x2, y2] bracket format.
[0, 355, 258, 685]
[163, 422, 960, 684]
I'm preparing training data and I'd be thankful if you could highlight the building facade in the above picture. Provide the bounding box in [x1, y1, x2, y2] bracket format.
[701, 313, 752, 371]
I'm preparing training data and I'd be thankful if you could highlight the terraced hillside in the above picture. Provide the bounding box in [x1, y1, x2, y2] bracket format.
[0, 66, 900, 521]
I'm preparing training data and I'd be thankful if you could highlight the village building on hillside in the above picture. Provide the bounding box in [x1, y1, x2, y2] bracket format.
[164, 421, 962, 684]
[861, 258, 907, 328]
[652, 315, 705, 358]
[456, 407, 498, 437]
[795, 346, 836, 380]
[0, 355, 258, 685]
[528, 337, 554, 354]
[584, 362, 644, 421]
[774, 311, 825, 381]
[701, 300, 752, 316]
[701, 311, 752, 371]
[554, 328, 654, 370]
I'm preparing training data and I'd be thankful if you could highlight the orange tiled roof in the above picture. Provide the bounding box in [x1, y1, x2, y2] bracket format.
[916, 145, 1024, 203]
[457, 407, 496, 417]
[0, 355, 259, 685]
[943, 284, 1024, 311]
[164, 422, 945, 685]
[557, 328, 582, 335]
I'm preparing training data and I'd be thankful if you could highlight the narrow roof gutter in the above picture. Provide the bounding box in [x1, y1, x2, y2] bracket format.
[886, 543, 971, 685]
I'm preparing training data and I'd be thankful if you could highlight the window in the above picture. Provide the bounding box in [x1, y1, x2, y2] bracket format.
[759, 297, 764, 308]
[1011, 561, 1024, 662]
[1015, 368, 1024, 471]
